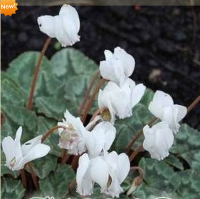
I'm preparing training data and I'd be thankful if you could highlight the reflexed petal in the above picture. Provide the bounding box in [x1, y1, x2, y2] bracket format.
[130, 83, 146, 107]
[76, 154, 93, 195]
[90, 157, 109, 192]
[21, 135, 42, 155]
[117, 153, 130, 183]
[37, 16, 55, 37]
[2, 136, 15, 162]
[143, 125, 155, 151]
[175, 105, 187, 122]
[59, 5, 80, 32]
[15, 144, 50, 170]
[103, 122, 116, 151]
[149, 101, 163, 119]
[152, 90, 174, 107]
[54, 16, 69, 47]
[114, 47, 135, 77]
[104, 50, 113, 60]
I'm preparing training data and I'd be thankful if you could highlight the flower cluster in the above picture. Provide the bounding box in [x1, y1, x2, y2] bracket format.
[98, 47, 146, 123]
[57, 47, 147, 197]
[143, 91, 187, 160]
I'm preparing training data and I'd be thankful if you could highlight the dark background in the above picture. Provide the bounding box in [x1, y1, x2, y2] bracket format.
[1, 6, 200, 130]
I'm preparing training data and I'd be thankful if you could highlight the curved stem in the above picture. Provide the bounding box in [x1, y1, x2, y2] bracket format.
[61, 149, 70, 164]
[20, 169, 27, 189]
[78, 70, 100, 115]
[130, 166, 145, 178]
[129, 144, 144, 162]
[69, 179, 76, 194]
[187, 95, 200, 113]
[41, 125, 67, 143]
[27, 37, 52, 110]
[126, 117, 157, 153]
[71, 155, 79, 171]
[27, 163, 38, 190]
[89, 107, 107, 122]
[81, 78, 106, 123]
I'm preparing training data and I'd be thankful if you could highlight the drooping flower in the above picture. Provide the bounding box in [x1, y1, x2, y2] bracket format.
[76, 151, 130, 198]
[76, 153, 109, 196]
[98, 79, 146, 123]
[143, 122, 174, 161]
[2, 127, 50, 171]
[58, 110, 87, 155]
[85, 122, 116, 158]
[37, 4, 80, 47]
[100, 47, 135, 85]
[105, 151, 130, 198]
[148, 90, 187, 133]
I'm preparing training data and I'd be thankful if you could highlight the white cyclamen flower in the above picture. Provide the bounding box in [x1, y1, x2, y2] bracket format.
[37, 4, 80, 47]
[2, 127, 50, 171]
[76, 152, 130, 198]
[58, 110, 87, 155]
[76, 153, 109, 196]
[149, 90, 187, 133]
[98, 79, 146, 123]
[143, 122, 174, 161]
[105, 151, 130, 198]
[100, 47, 135, 85]
[85, 122, 116, 158]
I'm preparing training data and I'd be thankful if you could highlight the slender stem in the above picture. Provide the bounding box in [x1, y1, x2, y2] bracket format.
[126, 117, 157, 153]
[41, 125, 67, 143]
[27, 37, 52, 110]
[27, 163, 38, 190]
[20, 169, 27, 189]
[71, 155, 79, 171]
[78, 70, 100, 115]
[187, 95, 200, 113]
[129, 145, 143, 162]
[61, 149, 70, 164]
[81, 78, 106, 123]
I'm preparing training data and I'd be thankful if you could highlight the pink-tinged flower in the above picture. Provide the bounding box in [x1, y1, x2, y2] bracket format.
[100, 47, 135, 86]
[58, 110, 87, 155]
[143, 122, 174, 161]
[2, 127, 50, 171]
[149, 90, 187, 133]
[37, 4, 80, 47]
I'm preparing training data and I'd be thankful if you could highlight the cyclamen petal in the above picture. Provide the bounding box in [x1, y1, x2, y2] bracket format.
[100, 47, 135, 85]
[86, 122, 116, 158]
[149, 90, 187, 133]
[143, 122, 174, 161]
[2, 127, 50, 171]
[37, 5, 80, 47]
[98, 79, 145, 122]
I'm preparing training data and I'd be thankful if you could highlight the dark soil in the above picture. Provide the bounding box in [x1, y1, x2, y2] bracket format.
[1, 6, 200, 130]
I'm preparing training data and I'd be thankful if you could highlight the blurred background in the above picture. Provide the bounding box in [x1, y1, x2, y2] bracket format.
[1, 6, 200, 129]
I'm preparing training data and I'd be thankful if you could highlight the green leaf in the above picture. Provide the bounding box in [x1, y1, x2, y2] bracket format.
[7, 51, 62, 100]
[39, 164, 75, 199]
[170, 124, 200, 170]
[113, 103, 153, 153]
[1, 177, 25, 199]
[1, 72, 25, 107]
[25, 155, 57, 179]
[1, 104, 38, 141]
